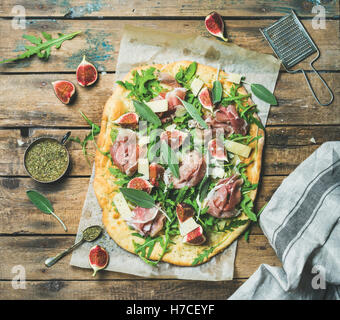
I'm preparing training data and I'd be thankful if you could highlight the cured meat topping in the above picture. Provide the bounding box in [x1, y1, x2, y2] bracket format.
[110, 130, 139, 176]
[128, 206, 166, 237]
[171, 150, 206, 189]
[205, 174, 243, 218]
[206, 104, 248, 136]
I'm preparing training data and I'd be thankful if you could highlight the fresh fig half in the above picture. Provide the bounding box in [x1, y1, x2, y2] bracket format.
[127, 177, 153, 193]
[149, 163, 165, 187]
[198, 87, 214, 112]
[205, 11, 228, 42]
[176, 203, 194, 223]
[114, 112, 139, 128]
[52, 80, 76, 104]
[89, 245, 109, 277]
[183, 225, 206, 245]
[208, 138, 228, 161]
[76, 55, 98, 87]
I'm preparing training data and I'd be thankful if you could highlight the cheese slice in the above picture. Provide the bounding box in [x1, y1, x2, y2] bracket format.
[190, 78, 204, 96]
[225, 140, 252, 158]
[113, 192, 132, 220]
[179, 217, 200, 236]
[138, 158, 149, 180]
[225, 73, 242, 84]
[145, 99, 168, 112]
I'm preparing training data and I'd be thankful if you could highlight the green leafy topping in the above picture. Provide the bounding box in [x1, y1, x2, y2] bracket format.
[120, 187, 155, 208]
[0, 31, 81, 64]
[177, 97, 208, 129]
[222, 84, 265, 130]
[212, 80, 223, 104]
[110, 127, 118, 143]
[175, 62, 197, 87]
[191, 241, 222, 266]
[160, 141, 179, 178]
[133, 100, 162, 127]
[117, 67, 164, 102]
[244, 202, 267, 242]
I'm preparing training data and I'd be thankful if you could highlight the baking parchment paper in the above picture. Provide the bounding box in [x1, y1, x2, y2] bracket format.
[70, 25, 281, 281]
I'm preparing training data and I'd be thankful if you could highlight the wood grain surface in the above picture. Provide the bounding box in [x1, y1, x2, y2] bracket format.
[0, 0, 338, 18]
[0, 0, 339, 300]
[0, 19, 339, 72]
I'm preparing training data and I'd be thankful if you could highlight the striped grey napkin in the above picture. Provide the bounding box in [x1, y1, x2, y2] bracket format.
[229, 141, 340, 300]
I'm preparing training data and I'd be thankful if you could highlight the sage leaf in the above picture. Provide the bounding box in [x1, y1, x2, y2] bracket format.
[120, 188, 155, 208]
[0, 31, 81, 64]
[177, 97, 208, 129]
[212, 80, 223, 104]
[133, 100, 161, 127]
[250, 83, 277, 105]
[160, 141, 180, 179]
[26, 190, 68, 231]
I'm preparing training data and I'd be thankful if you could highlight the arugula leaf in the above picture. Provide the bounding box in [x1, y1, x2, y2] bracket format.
[108, 167, 131, 187]
[0, 31, 81, 64]
[244, 203, 267, 242]
[69, 111, 101, 165]
[175, 62, 197, 87]
[192, 241, 222, 266]
[117, 67, 163, 102]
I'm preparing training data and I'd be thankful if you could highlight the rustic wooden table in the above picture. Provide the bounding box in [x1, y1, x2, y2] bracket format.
[0, 1, 339, 300]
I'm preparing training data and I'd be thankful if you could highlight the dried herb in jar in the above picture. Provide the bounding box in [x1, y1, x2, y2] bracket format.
[25, 139, 68, 182]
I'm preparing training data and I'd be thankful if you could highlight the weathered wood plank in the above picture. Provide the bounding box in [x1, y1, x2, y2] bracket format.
[0, 73, 339, 127]
[0, 278, 246, 300]
[0, 19, 339, 72]
[0, 0, 338, 18]
[0, 175, 280, 234]
[0, 235, 280, 280]
[1, 126, 339, 178]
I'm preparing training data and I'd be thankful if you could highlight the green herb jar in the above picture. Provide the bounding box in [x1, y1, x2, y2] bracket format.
[24, 132, 71, 183]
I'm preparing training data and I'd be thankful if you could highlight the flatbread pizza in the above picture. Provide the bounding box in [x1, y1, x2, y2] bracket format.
[94, 61, 264, 266]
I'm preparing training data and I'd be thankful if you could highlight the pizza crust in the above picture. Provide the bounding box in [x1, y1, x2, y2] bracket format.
[94, 61, 265, 266]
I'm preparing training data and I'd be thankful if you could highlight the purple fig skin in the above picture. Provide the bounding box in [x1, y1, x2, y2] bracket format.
[76, 55, 98, 87]
[89, 245, 109, 277]
[205, 11, 228, 42]
[52, 80, 76, 105]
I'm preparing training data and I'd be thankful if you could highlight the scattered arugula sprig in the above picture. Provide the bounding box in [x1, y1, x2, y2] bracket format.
[0, 31, 81, 64]
[69, 111, 101, 165]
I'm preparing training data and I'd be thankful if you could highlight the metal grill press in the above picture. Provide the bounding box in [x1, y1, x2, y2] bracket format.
[260, 10, 333, 106]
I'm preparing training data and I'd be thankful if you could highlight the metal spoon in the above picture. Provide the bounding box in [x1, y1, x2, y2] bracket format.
[44, 225, 103, 268]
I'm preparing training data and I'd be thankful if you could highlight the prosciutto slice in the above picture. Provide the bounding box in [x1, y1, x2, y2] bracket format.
[128, 206, 166, 237]
[110, 130, 139, 176]
[157, 72, 181, 88]
[171, 150, 206, 189]
[206, 104, 248, 136]
[153, 88, 187, 123]
[205, 174, 243, 218]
